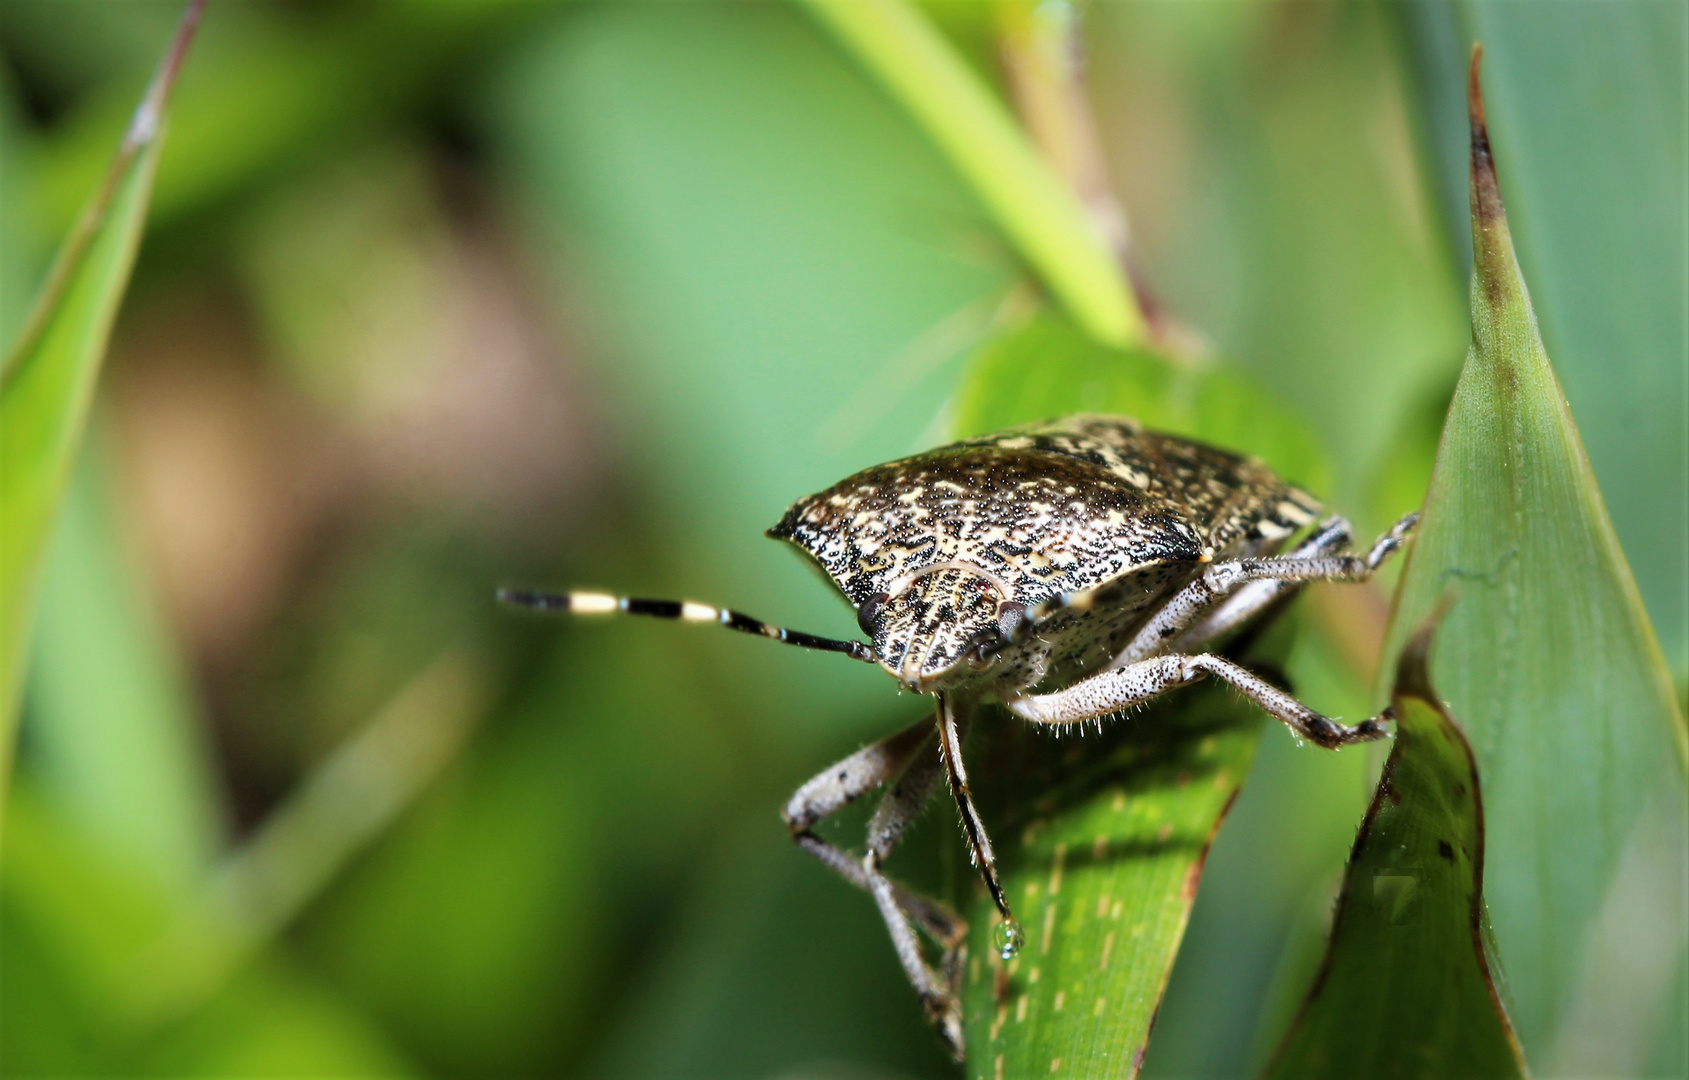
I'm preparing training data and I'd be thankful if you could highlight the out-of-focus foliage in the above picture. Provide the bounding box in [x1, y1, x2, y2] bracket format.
[802, 0, 1140, 347]
[26, 437, 220, 896]
[0, 2, 194, 765]
[0, 1, 1681, 1077]
[956, 316, 1325, 491]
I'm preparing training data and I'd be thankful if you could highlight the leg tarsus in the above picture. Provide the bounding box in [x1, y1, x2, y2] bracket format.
[866, 850, 965, 1060]
[1366, 510, 1419, 569]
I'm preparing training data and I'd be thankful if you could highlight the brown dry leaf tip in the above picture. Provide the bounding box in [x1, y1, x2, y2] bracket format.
[1466, 43, 1513, 302]
[1467, 44, 1489, 146]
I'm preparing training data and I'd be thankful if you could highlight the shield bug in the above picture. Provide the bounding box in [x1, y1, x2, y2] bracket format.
[500, 414, 1416, 1059]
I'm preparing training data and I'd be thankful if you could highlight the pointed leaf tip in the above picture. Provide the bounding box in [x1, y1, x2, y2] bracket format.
[125, 0, 207, 151]
[1383, 32, 1687, 1060]
[1466, 44, 1515, 305]
[1467, 44, 1492, 193]
[0, 0, 204, 771]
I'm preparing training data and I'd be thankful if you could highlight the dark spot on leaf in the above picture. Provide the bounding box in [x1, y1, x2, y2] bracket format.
[1438, 840, 1455, 862]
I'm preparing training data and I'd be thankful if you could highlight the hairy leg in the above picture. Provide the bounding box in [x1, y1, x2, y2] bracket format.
[1005, 651, 1390, 749]
[781, 714, 968, 1058]
[1114, 511, 1417, 668]
[782, 717, 960, 942]
[1169, 515, 1354, 652]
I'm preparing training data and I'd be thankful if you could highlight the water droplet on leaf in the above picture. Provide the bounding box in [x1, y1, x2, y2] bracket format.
[994, 918, 1025, 960]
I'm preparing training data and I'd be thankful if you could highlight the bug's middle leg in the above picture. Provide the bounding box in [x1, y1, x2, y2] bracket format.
[1168, 514, 1355, 652]
[1005, 651, 1390, 749]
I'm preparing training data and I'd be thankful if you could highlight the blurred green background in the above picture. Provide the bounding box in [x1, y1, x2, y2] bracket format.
[1, 2, 1681, 1077]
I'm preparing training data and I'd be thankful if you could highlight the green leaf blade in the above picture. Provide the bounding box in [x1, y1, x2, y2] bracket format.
[1402, 4, 1688, 676]
[1266, 623, 1526, 1080]
[0, 3, 201, 756]
[0, 143, 161, 713]
[1380, 53, 1687, 1067]
[955, 315, 1329, 497]
[963, 686, 1263, 1079]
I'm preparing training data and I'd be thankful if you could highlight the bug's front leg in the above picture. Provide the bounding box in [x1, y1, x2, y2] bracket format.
[782, 718, 961, 942]
[1004, 652, 1390, 749]
[782, 717, 967, 1057]
[934, 694, 1013, 933]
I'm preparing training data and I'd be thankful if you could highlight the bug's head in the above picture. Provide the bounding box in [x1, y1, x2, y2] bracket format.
[859, 562, 1026, 692]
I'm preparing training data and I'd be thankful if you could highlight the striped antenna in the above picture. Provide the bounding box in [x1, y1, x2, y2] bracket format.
[496, 588, 876, 665]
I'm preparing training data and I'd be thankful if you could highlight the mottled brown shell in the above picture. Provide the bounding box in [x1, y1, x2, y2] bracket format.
[768, 414, 1320, 691]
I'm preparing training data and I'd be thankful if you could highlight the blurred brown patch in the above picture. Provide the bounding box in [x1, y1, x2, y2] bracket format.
[108, 291, 348, 668]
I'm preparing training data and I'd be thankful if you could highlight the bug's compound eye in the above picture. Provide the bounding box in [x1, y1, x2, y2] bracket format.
[996, 601, 1028, 641]
[857, 592, 891, 636]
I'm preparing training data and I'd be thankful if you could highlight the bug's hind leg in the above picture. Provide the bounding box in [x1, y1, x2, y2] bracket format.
[1171, 514, 1356, 652]
[1117, 511, 1418, 667]
[782, 718, 967, 1058]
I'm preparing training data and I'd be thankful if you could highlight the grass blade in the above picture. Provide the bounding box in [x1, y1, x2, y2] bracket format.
[0, 0, 205, 769]
[24, 432, 220, 894]
[800, 0, 1142, 347]
[1265, 618, 1527, 1079]
[963, 683, 1263, 1079]
[1380, 49, 1687, 1068]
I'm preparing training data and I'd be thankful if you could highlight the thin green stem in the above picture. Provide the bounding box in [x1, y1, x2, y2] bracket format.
[801, 0, 1142, 347]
